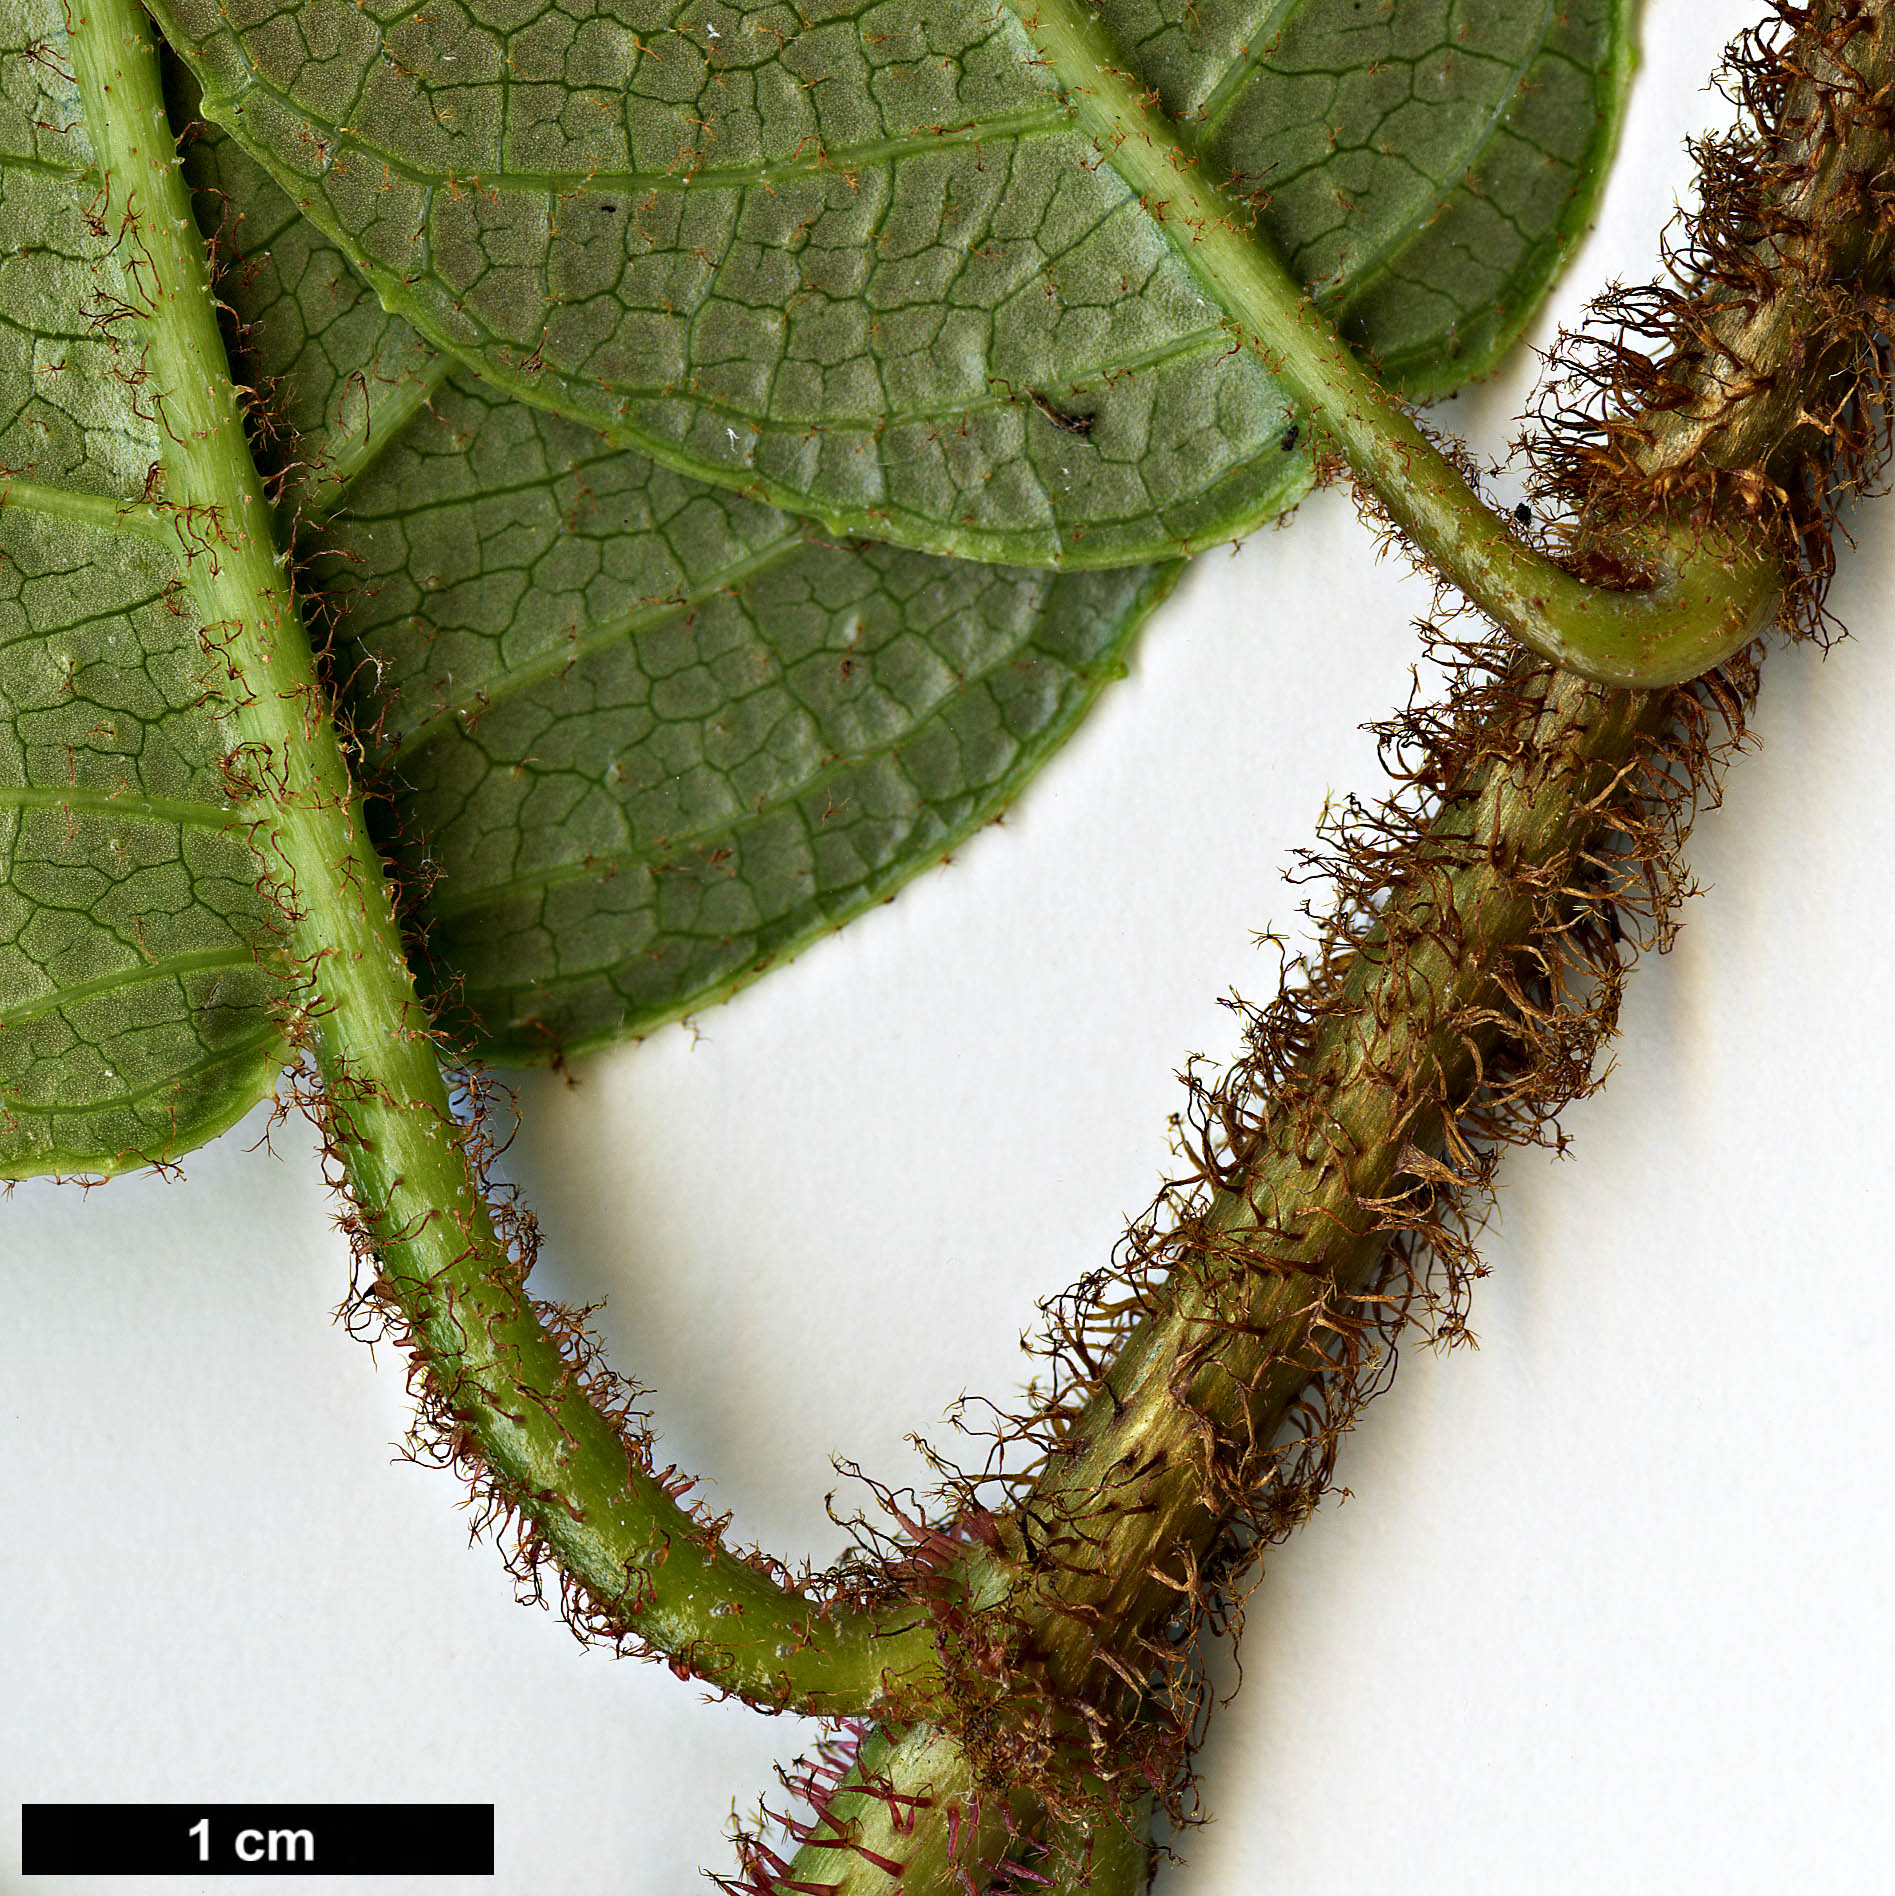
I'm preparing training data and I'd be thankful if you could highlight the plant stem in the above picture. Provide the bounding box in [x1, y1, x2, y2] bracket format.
[1000, 664, 1668, 1678]
[1046, 1794, 1152, 1895]
[66, 0, 934, 1718]
[981, 0, 1895, 1696]
[779, 659, 1683, 1895]
[753, 1725, 1020, 1896]
[887, 0, 1895, 1862]
[1002, 0, 1783, 689]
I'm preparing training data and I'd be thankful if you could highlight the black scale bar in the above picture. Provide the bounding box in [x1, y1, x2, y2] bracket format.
[22, 1805, 494, 1876]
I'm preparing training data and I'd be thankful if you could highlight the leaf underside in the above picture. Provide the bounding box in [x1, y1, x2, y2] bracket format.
[0, 0, 1631, 1170]
[336, 385, 1177, 1059]
[0, 8, 284, 1178]
[148, 0, 1633, 567]
[187, 117, 1174, 1061]
[1100, 0, 1637, 395]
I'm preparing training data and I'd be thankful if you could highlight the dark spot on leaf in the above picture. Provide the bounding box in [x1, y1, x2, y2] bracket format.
[1281, 423, 1301, 451]
[1029, 390, 1095, 439]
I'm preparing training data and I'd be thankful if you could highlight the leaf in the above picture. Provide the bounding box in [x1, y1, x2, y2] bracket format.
[0, 0, 1169, 1177]
[333, 389, 1177, 1058]
[1097, 0, 1636, 394]
[0, 4, 286, 1178]
[187, 115, 1177, 1057]
[146, 0, 1632, 566]
[0, 0, 1630, 1170]
[181, 0, 1626, 1062]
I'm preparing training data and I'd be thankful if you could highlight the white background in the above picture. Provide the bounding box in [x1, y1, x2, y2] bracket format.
[8, 3, 1895, 1889]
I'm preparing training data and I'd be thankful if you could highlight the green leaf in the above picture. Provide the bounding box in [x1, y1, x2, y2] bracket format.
[188, 114, 1176, 1057]
[0, 0, 1632, 1160]
[174, 0, 1629, 1062]
[0, 3, 286, 1178]
[145, 0, 1632, 566]
[1099, 0, 1637, 395]
[332, 385, 1177, 1058]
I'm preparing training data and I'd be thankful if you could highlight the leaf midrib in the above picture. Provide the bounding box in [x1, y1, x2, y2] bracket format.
[0, 783, 248, 830]
[206, 73, 1069, 198]
[0, 945, 260, 1028]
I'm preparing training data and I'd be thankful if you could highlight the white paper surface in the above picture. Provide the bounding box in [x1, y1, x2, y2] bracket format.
[8, 3, 1894, 1888]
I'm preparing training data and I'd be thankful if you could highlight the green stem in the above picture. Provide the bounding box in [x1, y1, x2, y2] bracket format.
[991, 668, 1668, 1696]
[1002, 0, 1782, 689]
[765, 1725, 1150, 1896]
[768, 1725, 1016, 1896]
[1044, 1794, 1152, 1896]
[66, 0, 935, 1718]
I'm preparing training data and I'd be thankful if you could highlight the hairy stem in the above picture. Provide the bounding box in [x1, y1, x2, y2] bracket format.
[748, 1725, 1020, 1896]
[974, 0, 1895, 1810]
[998, 666, 1668, 1696]
[771, 4, 1895, 1885]
[1046, 1794, 1153, 1895]
[978, 0, 1895, 1721]
[759, 1732, 1149, 1896]
[785, 661, 1681, 1893]
[68, 0, 934, 1717]
[1002, 0, 1783, 688]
